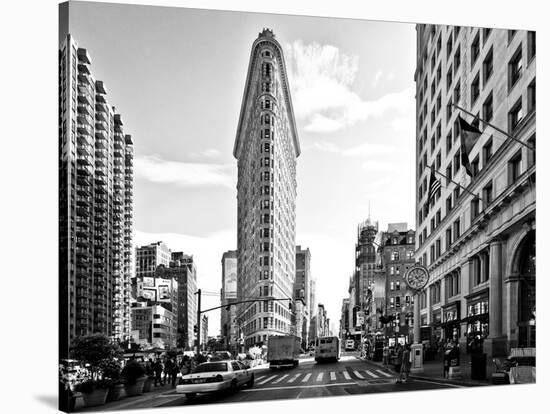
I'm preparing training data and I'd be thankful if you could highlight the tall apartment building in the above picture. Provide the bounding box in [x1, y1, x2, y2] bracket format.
[220, 250, 238, 351]
[59, 34, 134, 358]
[293, 246, 311, 348]
[234, 29, 300, 348]
[377, 224, 416, 342]
[414, 25, 536, 360]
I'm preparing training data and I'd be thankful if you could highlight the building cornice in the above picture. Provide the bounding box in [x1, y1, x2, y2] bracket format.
[233, 31, 300, 159]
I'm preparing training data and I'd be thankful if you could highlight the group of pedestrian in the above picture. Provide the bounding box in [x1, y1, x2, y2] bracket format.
[393, 343, 412, 383]
[145, 355, 196, 388]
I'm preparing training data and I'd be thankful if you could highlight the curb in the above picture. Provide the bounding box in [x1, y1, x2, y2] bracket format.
[409, 375, 490, 387]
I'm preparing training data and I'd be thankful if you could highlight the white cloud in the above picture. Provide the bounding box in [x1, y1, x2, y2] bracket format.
[285, 40, 415, 133]
[134, 154, 236, 189]
[372, 70, 383, 87]
[361, 160, 395, 173]
[307, 140, 394, 157]
[190, 148, 222, 159]
[134, 228, 237, 337]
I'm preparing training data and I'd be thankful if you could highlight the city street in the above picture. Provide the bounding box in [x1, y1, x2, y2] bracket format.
[90, 352, 469, 411]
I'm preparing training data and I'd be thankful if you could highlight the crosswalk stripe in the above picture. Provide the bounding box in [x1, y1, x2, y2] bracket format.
[365, 370, 379, 378]
[258, 375, 277, 385]
[256, 375, 266, 381]
[301, 373, 312, 383]
[330, 372, 336, 381]
[353, 370, 364, 379]
[343, 371, 351, 380]
[288, 373, 301, 383]
[376, 370, 392, 378]
[272, 374, 289, 384]
[316, 372, 324, 382]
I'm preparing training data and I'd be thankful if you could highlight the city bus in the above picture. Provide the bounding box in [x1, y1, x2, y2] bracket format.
[315, 336, 341, 362]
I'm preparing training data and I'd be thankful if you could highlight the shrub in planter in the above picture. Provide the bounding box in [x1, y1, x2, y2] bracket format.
[122, 360, 147, 397]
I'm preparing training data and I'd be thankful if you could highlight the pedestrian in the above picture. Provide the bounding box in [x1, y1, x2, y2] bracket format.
[443, 339, 453, 378]
[170, 359, 179, 387]
[153, 358, 164, 386]
[382, 343, 389, 368]
[397, 344, 412, 383]
[394, 343, 403, 373]
[164, 358, 173, 385]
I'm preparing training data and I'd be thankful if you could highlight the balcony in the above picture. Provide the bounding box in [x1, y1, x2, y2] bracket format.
[95, 120, 107, 131]
[76, 175, 91, 187]
[95, 111, 108, 123]
[95, 129, 107, 141]
[76, 206, 91, 217]
[76, 196, 91, 206]
[76, 185, 91, 196]
[77, 123, 93, 135]
[77, 73, 92, 86]
[76, 154, 93, 166]
[77, 92, 92, 106]
[77, 104, 92, 117]
[77, 144, 92, 157]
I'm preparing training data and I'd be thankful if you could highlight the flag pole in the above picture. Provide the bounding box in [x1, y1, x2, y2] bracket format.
[451, 103, 535, 151]
[430, 166, 480, 200]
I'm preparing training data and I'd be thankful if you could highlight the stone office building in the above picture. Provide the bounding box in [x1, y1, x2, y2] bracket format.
[414, 24, 535, 361]
[233, 29, 300, 349]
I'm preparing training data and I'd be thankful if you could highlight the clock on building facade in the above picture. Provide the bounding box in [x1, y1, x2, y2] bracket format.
[404, 264, 430, 292]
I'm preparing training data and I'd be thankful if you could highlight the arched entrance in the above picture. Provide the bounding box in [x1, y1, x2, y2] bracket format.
[516, 230, 536, 347]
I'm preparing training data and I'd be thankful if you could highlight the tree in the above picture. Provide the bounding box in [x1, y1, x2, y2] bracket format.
[70, 334, 123, 376]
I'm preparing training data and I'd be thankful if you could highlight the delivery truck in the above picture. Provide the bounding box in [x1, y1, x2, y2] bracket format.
[267, 335, 301, 369]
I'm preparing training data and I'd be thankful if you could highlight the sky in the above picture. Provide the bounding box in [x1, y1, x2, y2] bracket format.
[67, 0, 417, 336]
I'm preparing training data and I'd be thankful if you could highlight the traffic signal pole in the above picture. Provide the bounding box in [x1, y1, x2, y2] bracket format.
[196, 288, 201, 355]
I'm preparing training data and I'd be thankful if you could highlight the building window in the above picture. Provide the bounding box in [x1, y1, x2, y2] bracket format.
[446, 227, 452, 249]
[453, 218, 461, 241]
[508, 98, 523, 132]
[483, 92, 493, 123]
[527, 31, 536, 62]
[453, 150, 460, 174]
[471, 156, 480, 177]
[446, 66, 453, 91]
[390, 266, 394, 275]
[391, 251, 400, 261]
[509, 151, 523, 184]
[446, 194, 453, 213]
[446, 33, 453, 59]
[483, 137, 493, 166]
[482, 28, 492, 44]
[454, 46, 461, 72]
[390, 282, 394, 291]
[446, 101, 452, 123]
[471, 73, 480, 106]
[471, 197, 480, 220]
[508, 46, 523, 90]
[453, 81, 461, 104]
[528, 79, 536, 113]
[396, 281, 401, 291]
[508, 30, 517, 44]
[483, 181, 493, 206]
[483, 48, 493, 84]
[436, 64, 441, 83]
[471, 32, 480, 67]
[436, 239, 441, 258]
[436, 152, 441, 169]
[527, 134, 536, 168]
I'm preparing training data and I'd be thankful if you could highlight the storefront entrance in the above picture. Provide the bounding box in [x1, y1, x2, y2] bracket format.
[517, 231, 535, 347]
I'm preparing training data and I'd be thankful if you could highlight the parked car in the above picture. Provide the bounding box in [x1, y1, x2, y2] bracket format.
[176, 360, 254, 399]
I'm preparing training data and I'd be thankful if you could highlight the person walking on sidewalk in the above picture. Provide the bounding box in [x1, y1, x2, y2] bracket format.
[153, 358, 164, 387]
[397, 344, 411, 383]
[443, 339, 453, 378]
[394, 343, 403, 373]
[382, 343, 389, 368]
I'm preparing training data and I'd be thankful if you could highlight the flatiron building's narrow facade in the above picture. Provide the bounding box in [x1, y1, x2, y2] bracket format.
[234, 29, 300, 348]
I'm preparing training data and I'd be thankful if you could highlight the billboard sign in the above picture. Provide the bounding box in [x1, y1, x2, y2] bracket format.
[141, 288, 156, 301]
[224, 257, 237, 299]
[158, 285, 170, 301]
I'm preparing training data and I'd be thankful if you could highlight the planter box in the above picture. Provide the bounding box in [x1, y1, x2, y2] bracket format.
[81, 388, 109, 407]
[107, 383, 125, 402]
[142, 377, 154, 393]
[124, 376, 146, 397]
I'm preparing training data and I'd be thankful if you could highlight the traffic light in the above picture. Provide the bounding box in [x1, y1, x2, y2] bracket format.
[193, 325, 198, 335]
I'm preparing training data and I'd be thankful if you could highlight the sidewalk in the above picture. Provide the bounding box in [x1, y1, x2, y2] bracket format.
[357, 355, 490, 387]
[74, 383, 176, 412]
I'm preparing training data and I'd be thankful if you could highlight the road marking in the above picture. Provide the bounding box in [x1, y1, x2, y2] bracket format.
[343, 371, 351, 380]
[365, 370, 379, 378]
[353, 370, 364, 379]
[256, 375, 266, 381]
[288, 373, 301, 383]
[376, 370, 392, 378]
[316, 372, 324, 382]
[258, 375, 278, 385]
[243, 382, 355, 392]
[272, 374, 289, 384]
[301, 373, 312, 383]
[330, 372, 336, 381]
